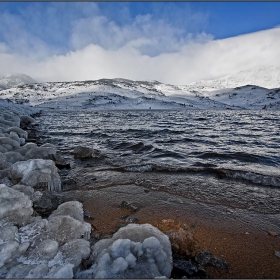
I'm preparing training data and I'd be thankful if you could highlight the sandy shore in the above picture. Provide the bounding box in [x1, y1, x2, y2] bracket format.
[69, 183, 280, 279]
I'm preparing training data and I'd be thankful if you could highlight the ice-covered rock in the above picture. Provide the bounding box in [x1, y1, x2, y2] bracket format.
[9, 131, 20, 144]
[38, 239, 59, 260]
[6, 126, 28, 140]
[80, 223, 172, 279]
[25, 263, 49, 278]
[44, 264, 74, 278]
[25, 147, 57, 160]
[0, 240, 19, 268]
[49, 201, 84, 222]
[18, 217, 48, 246]
[9, 159, 61, 192]
[11, 184, 34, 199]
[45, 215, 91, 245]
[5, 264, 37, 278]
[2, 112, 21, 127]
[5, 151, 25, 164]
[0, 152, 7, 170]
[0, 184, 33, 225]
[18, 143, 38, 156]
[0, 137, 20, 149]
[0, 225, 18, 244]
[0, 146, 7, 153]
[20, 115, 36, 128]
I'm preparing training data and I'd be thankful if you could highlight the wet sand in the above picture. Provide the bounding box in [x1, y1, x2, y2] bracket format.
[58, 178, 280, 279]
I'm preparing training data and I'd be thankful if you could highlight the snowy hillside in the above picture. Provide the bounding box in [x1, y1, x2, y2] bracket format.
[0, 66, 280, 110]
[0, 73, 36, 90]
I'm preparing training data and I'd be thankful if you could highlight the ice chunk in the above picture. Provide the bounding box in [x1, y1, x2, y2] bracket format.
[9, 131, 20, 144]
[0, 225, 18, 244]
[46, 215, 91, 245]
[85, 224, 172, 279]
[9, 159, 61, 192]
[49, 201, 84, 222]
[0, 184, 33, 225]
[25, 263, 49, 278]
[0, 240, 19, 268]
[44, 264, 74, 278]
[38, 239, 59, 261]
[0, 152, 7, 170]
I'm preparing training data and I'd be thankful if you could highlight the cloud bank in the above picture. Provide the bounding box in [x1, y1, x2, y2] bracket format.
[0, 3, 280, 85]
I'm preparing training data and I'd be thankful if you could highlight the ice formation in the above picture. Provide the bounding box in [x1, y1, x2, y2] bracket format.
[9, 159, 61, 192]
[49, 201, 84, 222]
[0, 184, 33, 225]
[78, 223, 173, 279]
[19, 143, 38, 156]
[38, 239, 59, 260]
[46, 215, 91, 245]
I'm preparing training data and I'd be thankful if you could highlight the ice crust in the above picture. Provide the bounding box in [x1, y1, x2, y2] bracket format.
[78, 223, 173, 279]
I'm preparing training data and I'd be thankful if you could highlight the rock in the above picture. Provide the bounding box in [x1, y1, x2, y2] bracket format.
[5, 151, 25, 164]
[72, 146, 93, 158]
[0, 184, 33, 225]
[9, 159, 61, 192]
[25, 146, 57, 160]
[172, 259, 198, 278]
[20, 115, 36, 129]
[122, 215, 139, 223]
[46, 215, 91, 245]
[33, 191, 61, 217]
[9, 131, 20, 144]
[196, 250, 229, 270]
[78, 223, 173, 279]
[49, 201, 84, 222]
[38, 239, 59, 260]
[268, 231, 278, 237]
[0, 145, 8, 153]
[120, 201, 138, 212]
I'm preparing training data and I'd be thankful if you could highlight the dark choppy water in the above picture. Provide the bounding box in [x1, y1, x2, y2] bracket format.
[37, 109, 280, 214]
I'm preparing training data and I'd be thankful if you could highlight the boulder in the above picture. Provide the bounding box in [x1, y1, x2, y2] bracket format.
[37, 239, 59, 260]
[0, 184, 33, 225]
[0, 225, 18, 243]
[0, 137, 20, 149]
[9, 159, 61, 192]
[72, 146, 93, 158]
[0, 241, 19, 268]
[44, 264, 74, 279]
[11, 184, 34, 198]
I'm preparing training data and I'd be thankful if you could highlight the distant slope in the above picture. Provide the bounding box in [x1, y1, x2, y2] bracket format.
[185, 65, 280, 90]
[0, 73, 37, 90]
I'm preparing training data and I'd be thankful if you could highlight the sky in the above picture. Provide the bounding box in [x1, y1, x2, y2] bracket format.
[0, 2, 280, 85]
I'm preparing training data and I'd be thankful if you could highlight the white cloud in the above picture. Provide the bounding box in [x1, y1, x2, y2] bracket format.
[0, 13, 280, 85]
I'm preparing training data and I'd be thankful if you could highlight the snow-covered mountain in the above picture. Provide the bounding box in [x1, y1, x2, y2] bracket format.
[0, 73, 36, 90]
[0, 66, 280, 110]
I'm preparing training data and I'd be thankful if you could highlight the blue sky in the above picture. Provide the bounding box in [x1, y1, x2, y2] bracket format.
[0, 2, 280, 83]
